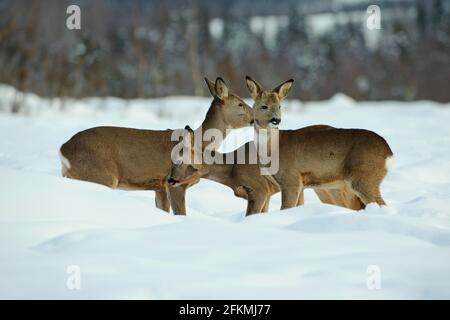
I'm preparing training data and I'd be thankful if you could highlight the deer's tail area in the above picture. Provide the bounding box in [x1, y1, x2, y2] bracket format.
[59, 146, 72, 177]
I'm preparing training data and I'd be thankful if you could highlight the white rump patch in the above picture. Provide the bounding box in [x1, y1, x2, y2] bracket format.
[60, 150, 71, 169]
[385, 155, 395, 171]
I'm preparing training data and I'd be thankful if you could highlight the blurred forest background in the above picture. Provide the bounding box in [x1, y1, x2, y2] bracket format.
[0, 0, 449, 102]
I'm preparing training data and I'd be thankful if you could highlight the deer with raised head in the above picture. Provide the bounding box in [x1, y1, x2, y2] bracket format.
[60, 77, 253, 215]
[245, 76, 393, 211]
[167, 79, 296, 215]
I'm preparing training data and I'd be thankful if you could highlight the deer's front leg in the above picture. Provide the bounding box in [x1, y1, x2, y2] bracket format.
[245, 188, 268, 216]
[168, 184, 187, 215]
[280, 180, 302, 210]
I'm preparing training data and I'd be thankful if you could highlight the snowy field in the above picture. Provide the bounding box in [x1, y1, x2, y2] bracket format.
[1, 85, 450, 299]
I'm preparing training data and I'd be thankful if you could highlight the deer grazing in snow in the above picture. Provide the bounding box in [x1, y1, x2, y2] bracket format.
[168, 79, 294, 215]
[60, 77, 253, 215]
[169, 76, 393, 215]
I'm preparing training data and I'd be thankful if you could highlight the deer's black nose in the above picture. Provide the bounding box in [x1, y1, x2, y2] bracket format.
[168, 178, 178, 185]
[270, 118, 281, 125]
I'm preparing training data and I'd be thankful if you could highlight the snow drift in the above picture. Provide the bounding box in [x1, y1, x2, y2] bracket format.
[0, 85, 450, 299]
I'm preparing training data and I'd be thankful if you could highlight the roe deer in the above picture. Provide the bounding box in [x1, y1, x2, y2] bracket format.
[245, 76, 393, 210]
[60, 77, 253, 215]
[167, 79, 296, 215]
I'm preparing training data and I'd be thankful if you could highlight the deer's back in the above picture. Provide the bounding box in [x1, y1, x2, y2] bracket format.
[278, 128, 393, 184]
[60, 126, 175, 188]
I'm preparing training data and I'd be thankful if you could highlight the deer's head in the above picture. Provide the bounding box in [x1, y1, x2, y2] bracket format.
[205, 77, 253, 129]
[245, 76, 294, 129]
[168, 126, 205, 187]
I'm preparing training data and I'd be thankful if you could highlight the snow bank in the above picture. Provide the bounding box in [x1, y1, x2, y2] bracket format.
[0, 85, 450, 299]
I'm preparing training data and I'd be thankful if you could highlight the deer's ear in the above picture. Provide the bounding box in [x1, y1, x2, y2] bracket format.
[204, 77, 216, 97]
[215, 77, 229, 100]
[273, 79, 294, 100]
[246, 75, 263, 100]
[184, 125, 193, 132]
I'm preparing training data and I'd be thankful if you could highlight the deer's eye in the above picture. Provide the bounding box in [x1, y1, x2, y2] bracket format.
[261, 105, 268, 110]
[238, 103, 243, 107]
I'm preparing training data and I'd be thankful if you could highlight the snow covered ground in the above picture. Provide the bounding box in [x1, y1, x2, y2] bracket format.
[1, 85, 450, 299]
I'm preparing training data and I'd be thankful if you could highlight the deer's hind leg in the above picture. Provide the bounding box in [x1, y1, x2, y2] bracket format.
[280, 179, 303, 210]
[344, 152, 389, 208]
[66, 160, 119, 189]
[339, 185, 366, 210]
[347, 178, 386, 207]
[296, 190, 305, 206]
[245, 187, 268, 216]
[314, 189, 336, 205]
[168, 184, 187, 215]
[314, 186, 365, 211]
[261, 196, 271, 213]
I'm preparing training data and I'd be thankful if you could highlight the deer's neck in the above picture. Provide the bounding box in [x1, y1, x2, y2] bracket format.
[203, 154, 235, 187]
[253, 125, 279, 158]
[195, 99, 228, 150]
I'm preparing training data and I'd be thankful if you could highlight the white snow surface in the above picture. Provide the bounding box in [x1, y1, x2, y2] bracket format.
[1, 85, 450, 299]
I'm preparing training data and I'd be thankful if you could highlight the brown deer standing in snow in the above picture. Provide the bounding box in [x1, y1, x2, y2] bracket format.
[169, 76, 393, 215]
[245, 76, 394, 211]
[167, 79, 294, 215]
[60, 77, 253, 215]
